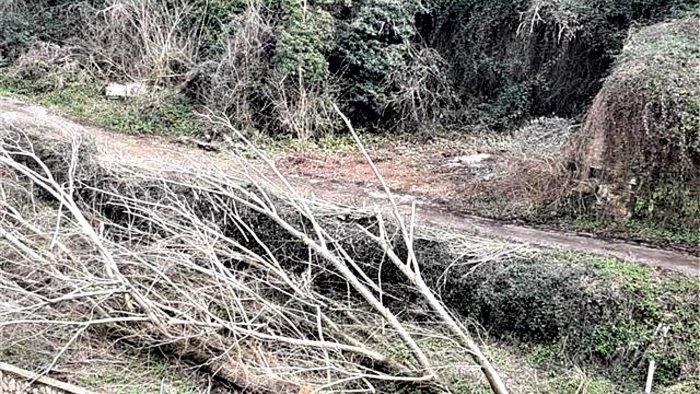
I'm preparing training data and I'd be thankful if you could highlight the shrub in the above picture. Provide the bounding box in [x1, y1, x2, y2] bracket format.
[420, 0, 698, 128]
[275, 0, 335, 82]
[188, 0, 248, 58]
[1, 42, 87, 93]
[268, 0, 340, 138]
[383, 46, 457, 129]
[437, 253, 700, 384]
[186, 1, 277, 138]
[0, 12, 34, 65]
[68, 0, 200, 83]
[2, 0, 697, 137]
[0, 1, 86, 64]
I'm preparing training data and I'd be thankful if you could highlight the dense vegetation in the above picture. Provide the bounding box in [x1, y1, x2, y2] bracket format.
[1, 3, 699, 393]
[0, 0, 698, 231]
[1, 124, 698, 392]
[574, 16, 700, 227]
[1, 0, 696, 137]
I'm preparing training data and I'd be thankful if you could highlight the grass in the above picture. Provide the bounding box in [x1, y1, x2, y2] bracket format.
[571, 216, 700, 247]
[258, 129, 391, 154]
[0, 69, 200, 136]
[77, 354, 200, 394]
[0, 332, 203, 394]
[42, 86, 199, 136]
[0, 67, 396, 155]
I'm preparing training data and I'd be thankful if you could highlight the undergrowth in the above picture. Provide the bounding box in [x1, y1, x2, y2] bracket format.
[78, 354, 199, 394]
[571, 217, 700, 247]
[574, 15, 700, 224]
[0, 70, 199, 136]
[439, 251, 700, 387]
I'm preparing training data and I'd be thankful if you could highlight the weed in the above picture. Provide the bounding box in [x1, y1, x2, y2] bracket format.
[571, 216, 700, 247]
[527, 343, 564, 365]
[0, 68, 200, 136]
[546, 375, 616, 394]
[80, 371, 126, 387]
[260, 130, 390, 154]
[79, 358, 198, 394]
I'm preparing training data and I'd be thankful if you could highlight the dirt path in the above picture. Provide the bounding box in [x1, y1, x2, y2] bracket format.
[1, 97, 698, 276]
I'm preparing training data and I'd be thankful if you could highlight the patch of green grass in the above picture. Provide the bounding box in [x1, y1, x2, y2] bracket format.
[545, 375, 616, 394]
[39, 85, 198, 136]
[80, 371, 126, 387]
[527, 342, 564, 365]
[259, 131, 390, 154]
[79, 358, 198, 394]
[449, 384, 491, 394]
[0, 68, 199, 136]
[571, 216, 700, 247]
[0, 84, 13, 95]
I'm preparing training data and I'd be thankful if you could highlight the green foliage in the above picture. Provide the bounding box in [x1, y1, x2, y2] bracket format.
[437, 252, 700, 385]
[43, 87, 198, 136]
[422, 0, 697, 128]
[259, 130, 387, 153]
[633, 183, 700, 228]
[0, 12, 34, 64]
[189, 0, 248, 57]
[0, 67, 198, 136]
[334, 0, 417, 119]
[574, 16, 700, 227]
[0, 1, 86, 64]
[276, 0, 336, 82]
[3, 0, 696, 134]
[566, 215, 700, 247]
[0, 44, 88, 93]
[528, 343, 565, 365]
[545, 376, 615, 394]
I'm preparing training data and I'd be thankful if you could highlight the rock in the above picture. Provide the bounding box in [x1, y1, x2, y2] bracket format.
[105, 81, 149, 98]
[449, 153, 493, 168]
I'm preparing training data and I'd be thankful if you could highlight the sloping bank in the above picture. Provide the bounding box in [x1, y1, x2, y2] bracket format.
[1, 127, 698, 393]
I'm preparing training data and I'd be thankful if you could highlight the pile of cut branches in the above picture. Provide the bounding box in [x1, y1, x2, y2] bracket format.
[0, 119, 525, 393]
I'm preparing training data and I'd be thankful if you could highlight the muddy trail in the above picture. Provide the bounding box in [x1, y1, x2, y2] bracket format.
[1, 97, 697, 276]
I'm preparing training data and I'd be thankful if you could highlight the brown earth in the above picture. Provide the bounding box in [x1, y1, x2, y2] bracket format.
[0, 97, 697, 276]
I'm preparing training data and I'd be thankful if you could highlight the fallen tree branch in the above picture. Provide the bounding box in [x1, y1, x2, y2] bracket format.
[0, 362, 96, 394]
[333, 103, 510, 394]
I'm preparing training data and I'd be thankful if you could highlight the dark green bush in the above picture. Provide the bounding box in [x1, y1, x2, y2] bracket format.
[436, 254, 700, 384]
[0, 12, 37, 64]
[331, 0, 417, 122]
[1, 0, 696, 134]
[420, 0, 698, 128]
[189, 0, 248, 58]
[0, 1, 87, 64]
[276, 0, 336, 82]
